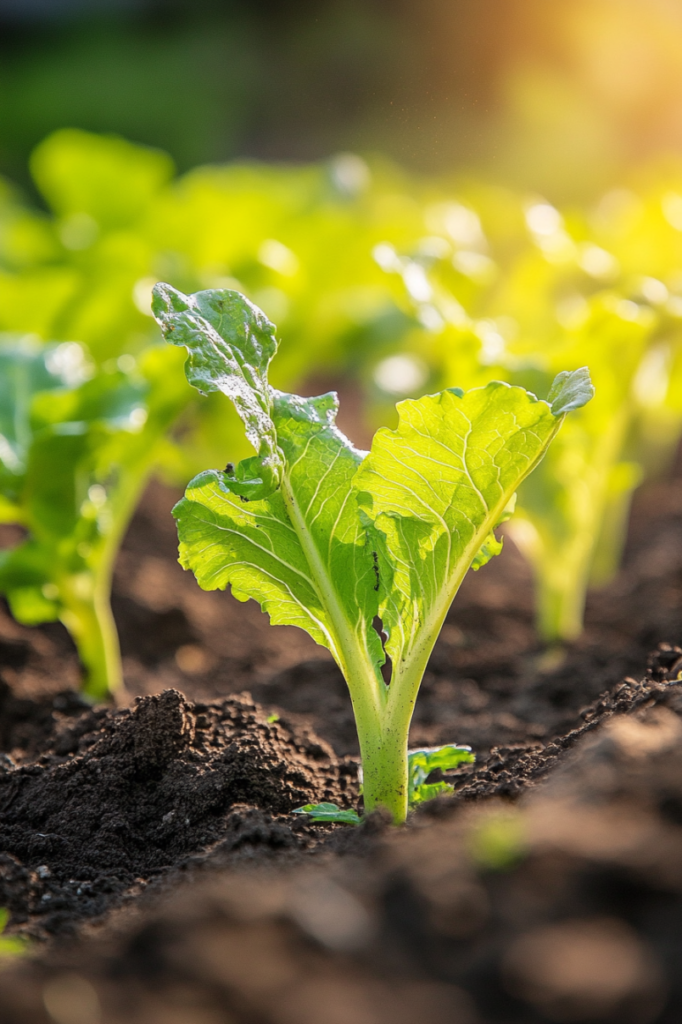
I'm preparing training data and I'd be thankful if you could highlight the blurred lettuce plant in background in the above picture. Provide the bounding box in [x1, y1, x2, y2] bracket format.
[376, 179, 682, 640]
[0, 337, 187, 698]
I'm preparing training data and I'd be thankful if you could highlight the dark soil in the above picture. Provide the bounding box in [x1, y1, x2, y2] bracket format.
[0, 459, 681, 1021]
[3, 668, 682, 1023]
[0, 688, 356, 940]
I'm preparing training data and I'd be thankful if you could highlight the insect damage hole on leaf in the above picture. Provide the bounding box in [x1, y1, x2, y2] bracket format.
[153, 282, 594, 825]
[371, 614, 392, 685]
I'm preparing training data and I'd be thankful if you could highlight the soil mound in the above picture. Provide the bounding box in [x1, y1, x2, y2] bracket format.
[0, 690, 356, 938]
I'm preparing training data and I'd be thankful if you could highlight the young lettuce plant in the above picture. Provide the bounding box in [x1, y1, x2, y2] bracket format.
[505, 298, 654, 641]
[0, 340, 187, 699]
[152, 283, 593, 824]
[379, 229, 665, 643]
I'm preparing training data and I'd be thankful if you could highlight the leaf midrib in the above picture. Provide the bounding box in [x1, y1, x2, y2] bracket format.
[279, 469, 386, 713]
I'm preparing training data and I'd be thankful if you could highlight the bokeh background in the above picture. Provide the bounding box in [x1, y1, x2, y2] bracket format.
[5, 0, 682, 692]
[3, 0, 682, 200]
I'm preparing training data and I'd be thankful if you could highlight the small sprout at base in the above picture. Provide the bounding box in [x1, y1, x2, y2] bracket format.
[293, 803, 363, 825]
[267, 713, 280, 723]
[408, 744, 475, 807]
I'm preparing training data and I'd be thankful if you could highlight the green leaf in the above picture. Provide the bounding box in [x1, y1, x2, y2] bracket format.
[353, 379, 585, 679]
[31, 128, 174, 230]
[292, 802, 362, 825]
[471, 530, 504, 570]
[408, 744, 475, 806]
[0, 340, 86, 508]
[173, 386, 384, 673]
[153, 284, 283, 500]
[408, 744, 475, 787]
[547, 366, 596, 415]
[175, 471, 332, 646]
[470, 493, 516, 570]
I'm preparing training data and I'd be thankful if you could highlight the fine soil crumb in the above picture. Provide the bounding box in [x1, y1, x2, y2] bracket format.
[0, 690, 356, 939]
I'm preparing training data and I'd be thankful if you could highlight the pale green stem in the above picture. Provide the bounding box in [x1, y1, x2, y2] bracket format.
[535, 568, 587, 643]
[60, 452, 159, 701]
[278, 473, 400, 814]
[60, 580, 123, 701]
[589, 485, 637, 589]
[355, 713, 409, 823]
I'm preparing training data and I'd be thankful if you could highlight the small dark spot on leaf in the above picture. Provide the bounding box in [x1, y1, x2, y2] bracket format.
[372, 550, 380, 591]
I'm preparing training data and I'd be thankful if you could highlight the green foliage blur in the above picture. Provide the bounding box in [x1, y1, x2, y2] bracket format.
[373, 177, 682, 639]
[0, 128, 435, 477]
[3, 126, 682, 692]
[0, 337, 187, 697]
[0, 908, 27, 958]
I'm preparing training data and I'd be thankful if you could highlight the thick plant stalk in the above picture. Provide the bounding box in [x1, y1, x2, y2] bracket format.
[588, 478, 639, 589]
[533, 561, 592, 643]
[356, 713, 409, 823]
[279, 472, 410, 818]
[515, 516, 606, 645]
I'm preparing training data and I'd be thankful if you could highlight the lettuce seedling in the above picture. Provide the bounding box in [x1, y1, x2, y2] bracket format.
[153, 283, 593, 823]
[0, 340, 187, 699]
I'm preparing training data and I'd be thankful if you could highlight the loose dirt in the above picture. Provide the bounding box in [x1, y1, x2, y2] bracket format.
[0, 689, 356, 940]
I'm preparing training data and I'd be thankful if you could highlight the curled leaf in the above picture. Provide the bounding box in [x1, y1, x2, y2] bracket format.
[152, 283, 283, 499]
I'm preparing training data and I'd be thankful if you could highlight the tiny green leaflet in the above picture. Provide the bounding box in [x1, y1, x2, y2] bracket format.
[292, 803, 363, 825]
[154, 283, 593, 824]
[296, 744, 475, 824]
